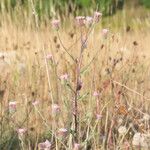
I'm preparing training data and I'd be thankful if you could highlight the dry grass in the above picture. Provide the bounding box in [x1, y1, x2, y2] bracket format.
[0, 10, 150, 150]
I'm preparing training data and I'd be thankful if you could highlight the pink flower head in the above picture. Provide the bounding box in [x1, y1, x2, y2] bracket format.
[60, 73, 68, 80]
[17, 128, 27, 136]
[32, 100, 39, 106]
[46, 54, 53, 60]
[93, 91, 99, 97]
[124, 141, 130, 149]
[74, 143, 81, 150]
[9, 101, 17, 112]
[58, 128, 68, 137]
[38, 140, 51, 150]
[52, 104, 60, 114]
[96, 114, 102, 120]
[102, 29, 109, 39]
[51, 19, 60, 30]
[94, 11, 102, 23]
[75, 16, 85, 27]
[86, 16, 93, 27]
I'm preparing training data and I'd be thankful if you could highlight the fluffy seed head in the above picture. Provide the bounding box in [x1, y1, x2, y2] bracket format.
[118, 126, 127, 135]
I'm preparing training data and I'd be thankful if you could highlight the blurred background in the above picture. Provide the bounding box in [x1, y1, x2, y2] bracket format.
[0, 0, 149, 31]
[0, 0, 150, 18]
[0, 0, 149, 19]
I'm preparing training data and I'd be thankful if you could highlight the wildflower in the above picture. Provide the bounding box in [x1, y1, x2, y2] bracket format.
[18, 63, 26, 74]
[17, 128, 27, 137]
[102, 29, 109, 39]
[118, 118, 123, 124]
[86, 16, 93, 27]
[124, 141, 130, 149]
[9, 101, 17, 113]
[143, 113, 150, 121]
[51, 19, 60, 31]
[94, 11, 102, 23]
[132, 133, 141, 146]
[93, 91, 99, 97]
[75, 16, 85, 27]
[38, 140, 51, 150]
[73, 143, 81, 150]
[32, 100, 39, 106]
[118, 126, 127, 135]
[46, 54, 53, 60]
[52, 104, 60, 114]
[58, 128, 68, 137]
[132, 132, 149, 147]
[96, 114, 102, 120]
[60, 73, 68, 80]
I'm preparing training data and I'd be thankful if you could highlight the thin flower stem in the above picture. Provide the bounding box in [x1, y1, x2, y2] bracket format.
[33, 106, 68, 149]
[57, 32, 76, 62]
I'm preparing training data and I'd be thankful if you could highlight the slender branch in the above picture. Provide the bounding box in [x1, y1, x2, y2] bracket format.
[112, 80, 150, 101]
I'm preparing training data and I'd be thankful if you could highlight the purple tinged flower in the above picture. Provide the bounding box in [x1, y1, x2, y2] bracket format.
[58, 128, 68, 137]
[96, 114, 102, 120]
[60, 73, 68, 80]
[94, 11, 102, 23]
[51, 19, 60, 31]
[52, 104, 60, 114]
[17, 128, 27, 136]
[86, 16, 93, 27]
[102, 29, 109, 39]
[74, 143, 81, 150]
[93, 91, 99, 97]
[9, 101, 17, 113]
[38, 140, 51, 150]
[32, 100, 39, 106]
[46, 54, 53, 60]
[75, 16, 85, 27]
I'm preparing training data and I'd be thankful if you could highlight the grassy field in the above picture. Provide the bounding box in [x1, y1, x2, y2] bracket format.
[0, 3, 150, 150]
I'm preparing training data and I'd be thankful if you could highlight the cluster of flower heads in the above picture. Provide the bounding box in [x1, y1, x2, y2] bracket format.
[75, 11, 102, 27]
[51, 11, 102, 30]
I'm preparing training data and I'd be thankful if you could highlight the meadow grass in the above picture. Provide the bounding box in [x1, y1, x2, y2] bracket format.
[0, 6, 150, 150]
